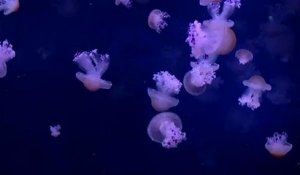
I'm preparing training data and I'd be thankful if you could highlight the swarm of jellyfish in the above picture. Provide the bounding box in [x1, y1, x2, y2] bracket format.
[0, 40, 15, 78]
[265, 132, 293, 158]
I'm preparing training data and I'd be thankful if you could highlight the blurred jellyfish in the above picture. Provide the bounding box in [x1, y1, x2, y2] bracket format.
[186, 0, 240, 59]
[148, 71, 182, 112]
[50, 124, 61, 138]
[148, 9, 170, 33]
[183, 60, 219, 96]
[115, 0, 132, 8]
[265, 132, 292, 158]
[0, 0, 19, 15]
[266, 76, 294, 105]
[73, 49, 112, 91]
[147, 112, 186, 149]
[235, 49, 253, 65]
[199, 0, 222, 7]
[0, 40, 15, 78]
[238, 75, 272, 110]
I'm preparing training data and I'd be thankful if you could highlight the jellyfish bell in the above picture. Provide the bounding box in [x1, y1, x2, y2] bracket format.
[76, 73, 112, 92]
[235, 49, 253, 65]
[0, 0, 19, 15]
[199, 0, 222, 6]
[183, 71, 207, 96]
[265, 132, 292, 158]
[147, 88, 179, 112]
[148, 9, 170, 33]
[243, 75, 271, 91]
[115, 0, 132, 8]
[147, 112, 186, 149]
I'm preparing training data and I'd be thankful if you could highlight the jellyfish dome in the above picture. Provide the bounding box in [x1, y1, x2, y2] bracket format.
[148, 9, 170, 33]
[0, 40, 15, 78]
[238, 75, 272, 110]
[73, 49, 112, 91]
[265, 132, 292, 158]
[147, 112, 186, 149]
[0, 0, 19, 15]
[235, 49, 253, 65]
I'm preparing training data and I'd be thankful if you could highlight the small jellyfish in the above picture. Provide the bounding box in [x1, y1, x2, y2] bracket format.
[0, 40, 15, 78]
[0, 0, 19, 15]
[265, 132, 292, 158]
[147, 112, 186, 149]
[148, 9, 170, 33]
[50, 124, 61, 138]
[238, 75, 272, 110]
[115, 0, 132, 8]
[73, 49, 112, 91]
[148, 71, 182, 112]
[235, 49, 253, 65]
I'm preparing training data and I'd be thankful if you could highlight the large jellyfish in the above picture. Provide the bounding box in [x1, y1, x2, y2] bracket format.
[186, 0, 240, 59]
[235, 49, 253, 65]
[265, 132, 292, 158]
[238, 75, 271, 110]
[73, 49, 112, 91]
[183, 60, 219, 96]
[115, 0, 132, 8]
[147, 71, 182, 112]
[147, 112, 186, 149]
[0, 40, 16, 78]
[148, 9, 170, 33]
[0, 0, 19, 15]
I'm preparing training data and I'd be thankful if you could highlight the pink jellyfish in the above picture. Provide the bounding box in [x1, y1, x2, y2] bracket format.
[183, 60, 219, 96]
[147, 112, 186, 149]
[265, 132, 292, 158]
[0, 40, 15, 78]
[186, 0, 240, 59]
[0, 0, 19, 15]
[148, 9, 170, 33]
[238, 75, 272, 110]
[147, 71, 182, 112]
[73, 49, 112, 92]
[115, 0, 132, 8]
[235, 49, 253, 65]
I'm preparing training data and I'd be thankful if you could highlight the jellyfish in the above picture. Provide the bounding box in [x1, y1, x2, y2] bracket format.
[186, 0, 240, 59]
[50, 124, 61, 138]
[183, 60, 219, 96]
[147, 112, 186, 149]
[199, 0, 222, 7]
[115, 0, 132, 8]
[148, 9, 170, 33]
[265, 132, 292, 158]
[147, 71, 182, 112]
[0, 0, 19, 15]
[238, 75, 272, 110]
[0, 40, 15, 78]
[73, 49, 112, 91]
[235, 49, 253, 65]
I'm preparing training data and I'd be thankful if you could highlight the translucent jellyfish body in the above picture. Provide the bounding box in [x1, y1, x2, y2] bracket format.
[238, 75, 271, 110]
[73, 49, 112, 91]
[147, 112, 186, 149]
[50, 124, 61, 138]
[183, 61, 219, 96]
[235, 49, 253, 65]
[0, 40, 15, 78]
[115, 0, 132, 8]
[148, 9, 170, 33]
[148, 71, 182, 112]
[265, 132, 292, 158]
[0, 0, 19, 15]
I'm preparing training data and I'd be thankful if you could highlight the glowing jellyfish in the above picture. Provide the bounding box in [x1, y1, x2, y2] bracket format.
[183, 60, 219, 96]
[115, 0, 132, 8]
[0, 0, 19, 15]
[199, 0, 221, 6]
[0, 40, 15, 78]
[186, 0, 240, 59]
[147, 112, 186, 149]
[238, 75, 272, 110]
[50, 124, 61, 138]
[148, 9, 170, 33]
[73, 49, 112, 92]
[265, 132, 292, 158]
[148, 71, 182, 112]
[235, 49, 253, 65]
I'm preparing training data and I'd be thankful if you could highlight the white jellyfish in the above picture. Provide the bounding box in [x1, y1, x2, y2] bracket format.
[73, 49, 112, 91]
[265, 132, 292, 158]
[147, 112, 186, 149]
[0, 40, 15, 78]
[238, 75, 272, 110]
[148, 71, 182, 112]
[50, 124, 61, 138]
[183, 60, 219, 96]
[148, 9, 170, 33]
[235, 49, 253, 65]
[115, 0, 132, 8]
[0, 0, 19, 15]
